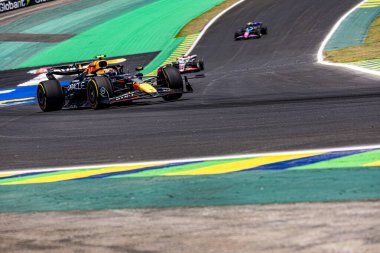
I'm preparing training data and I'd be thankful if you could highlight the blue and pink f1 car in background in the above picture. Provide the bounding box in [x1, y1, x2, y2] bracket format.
[234, 21, 268, 40]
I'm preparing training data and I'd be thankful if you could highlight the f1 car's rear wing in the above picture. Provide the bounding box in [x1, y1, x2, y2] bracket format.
[47, 65, 82, 76]
[46, 65, 82, 80]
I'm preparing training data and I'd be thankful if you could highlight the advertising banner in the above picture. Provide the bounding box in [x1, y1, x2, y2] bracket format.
[0, 0, 53, 13]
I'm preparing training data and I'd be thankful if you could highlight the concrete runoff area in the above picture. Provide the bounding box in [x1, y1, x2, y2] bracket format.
[0, 0, 79, 26]
[0, 33, 75, 42]
[0, 0, 154, 33]
[0, 201, 379, 253]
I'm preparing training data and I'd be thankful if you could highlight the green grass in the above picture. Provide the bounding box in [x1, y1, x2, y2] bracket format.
[324, 14, 380, 63]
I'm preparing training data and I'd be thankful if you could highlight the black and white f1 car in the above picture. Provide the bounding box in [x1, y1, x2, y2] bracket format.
[36, 56, 193, 112]
[234, 21, 267, 40]
[171, 55, 204, 73]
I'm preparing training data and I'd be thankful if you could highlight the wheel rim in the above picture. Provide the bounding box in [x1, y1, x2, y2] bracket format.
[88, 84, 97, 104]
[37, 86, 46, 107]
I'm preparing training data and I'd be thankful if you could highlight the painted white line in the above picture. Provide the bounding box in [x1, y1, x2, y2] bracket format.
[1, 144, 379, 175]
[186, 0, 246, 55]
[0, 89, 15, 94]
[317, 0, 380, 77]
[18, 74, 46, 87]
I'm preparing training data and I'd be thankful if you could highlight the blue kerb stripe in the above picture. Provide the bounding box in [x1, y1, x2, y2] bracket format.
[0, 170, 59, 181]
[74, 161, 203, 180]
[0, 81, 71, 101]
[240, 149, 372, 172]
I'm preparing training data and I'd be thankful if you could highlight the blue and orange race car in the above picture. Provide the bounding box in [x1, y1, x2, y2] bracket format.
[234, 21, 268, 40]
[37, 56, 193, 112]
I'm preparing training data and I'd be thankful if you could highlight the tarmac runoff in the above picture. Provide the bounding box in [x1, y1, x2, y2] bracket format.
[319, 0, 380, 76]
[0, 146, 379, 212]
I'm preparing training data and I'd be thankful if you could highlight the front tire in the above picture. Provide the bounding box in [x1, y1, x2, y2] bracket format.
[161, 66, 183, 101]
[37, 80, 64, 112]
[198, 58, 205, 70]
[87, 76, 113, 109]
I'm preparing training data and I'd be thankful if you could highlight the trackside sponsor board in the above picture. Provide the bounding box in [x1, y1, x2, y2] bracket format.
[0, 0, 52, 13]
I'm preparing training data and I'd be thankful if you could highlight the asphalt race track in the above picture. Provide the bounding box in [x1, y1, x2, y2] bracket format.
[0, 0, 379, 170]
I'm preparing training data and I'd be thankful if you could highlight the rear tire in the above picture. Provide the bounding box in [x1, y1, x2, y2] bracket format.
[87, 76, 113, 109]
[37, 80, 64, 112]
[161, 66, 183, 101]
[261, 26, 267, 35]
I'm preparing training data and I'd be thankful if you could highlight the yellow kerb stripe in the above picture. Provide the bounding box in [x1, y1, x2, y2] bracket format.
[0, 97, 35, 104]
[360, 0, 380, 8]
[0, 173, 19, 178]
[2, 163, 165, 185]
[364, 160, 380, 167]
[165, 153, 322, 176]
[147, 33, 200, 76]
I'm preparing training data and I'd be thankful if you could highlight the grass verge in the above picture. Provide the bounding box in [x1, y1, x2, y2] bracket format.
[324, 14, 380, 63]
[176, 0, 241, 37]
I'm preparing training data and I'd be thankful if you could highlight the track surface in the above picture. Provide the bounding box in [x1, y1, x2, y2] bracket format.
[0, 0, 379, 170]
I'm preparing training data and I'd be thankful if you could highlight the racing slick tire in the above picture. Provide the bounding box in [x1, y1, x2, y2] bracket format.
[198, 58, 205, 70]
[261, 26, 268, 35]
[87, 76, 114, 109]
[171, 62, 179, 69]
[234, 28, 244, 40]
[37, 80, 64, 112]
[161, 66, 183, 101]
[253, 29, 262, 38]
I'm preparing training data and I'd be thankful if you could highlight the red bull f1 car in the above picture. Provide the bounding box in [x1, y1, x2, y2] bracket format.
[234, 21, 267, 40]
[37, 56, 193, 112]
[171, 55, 204, 73]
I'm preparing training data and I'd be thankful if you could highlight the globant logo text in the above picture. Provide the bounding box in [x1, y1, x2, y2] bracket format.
[0, 0, 26, 13]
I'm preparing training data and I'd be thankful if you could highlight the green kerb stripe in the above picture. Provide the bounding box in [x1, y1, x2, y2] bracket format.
[289, 149, 380, 170]
[109, 158, 250, 178]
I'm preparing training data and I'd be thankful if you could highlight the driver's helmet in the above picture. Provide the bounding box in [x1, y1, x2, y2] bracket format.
[104, 67, 116, 75]
[247, 22, 254, 26]
[178, 55, 186, 63]
[94, 68, 114, 75]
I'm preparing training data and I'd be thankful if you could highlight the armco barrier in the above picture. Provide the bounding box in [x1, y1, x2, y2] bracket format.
[0, 0, 53, 13]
